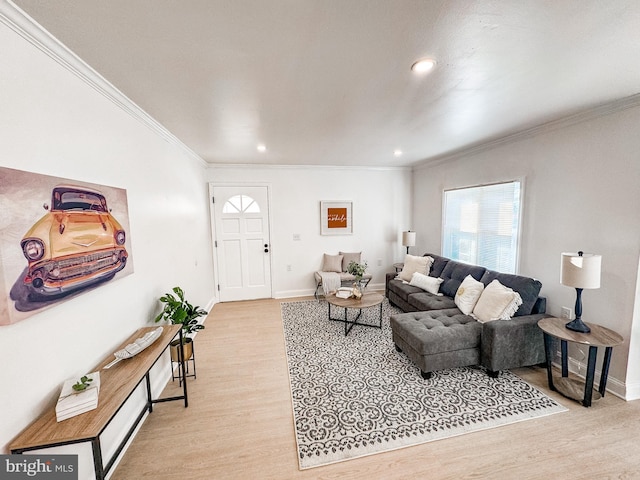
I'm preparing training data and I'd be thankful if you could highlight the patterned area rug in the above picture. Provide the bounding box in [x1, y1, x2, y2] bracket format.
[281, 299, 566, 469]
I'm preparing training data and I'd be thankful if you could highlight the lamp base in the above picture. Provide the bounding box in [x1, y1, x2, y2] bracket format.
[565, 318, 591, 334]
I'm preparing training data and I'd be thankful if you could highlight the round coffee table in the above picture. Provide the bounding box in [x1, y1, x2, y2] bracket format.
[326, 291, 384, 336]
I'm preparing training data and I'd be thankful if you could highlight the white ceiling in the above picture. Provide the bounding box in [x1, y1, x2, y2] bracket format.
[12, 0, 640, 167]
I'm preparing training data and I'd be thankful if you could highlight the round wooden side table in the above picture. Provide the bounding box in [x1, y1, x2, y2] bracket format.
[538, 317, 623, 407]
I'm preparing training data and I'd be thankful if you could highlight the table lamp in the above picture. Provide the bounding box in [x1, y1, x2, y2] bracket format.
[402, 231, 416, 255]
[560, 251, 601, 333]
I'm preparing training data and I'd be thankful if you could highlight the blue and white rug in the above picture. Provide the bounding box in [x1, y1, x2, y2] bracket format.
[281, 299, 567, 469]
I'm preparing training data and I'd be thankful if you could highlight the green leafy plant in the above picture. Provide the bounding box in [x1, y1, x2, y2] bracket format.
[154, 286, 206, 343]
[72, 375, 93, 392]
[347, 260, 368, 281]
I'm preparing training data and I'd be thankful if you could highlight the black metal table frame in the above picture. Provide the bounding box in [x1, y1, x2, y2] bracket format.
[12, 328, 189, 480]
[542, 333, 614, 407]
[328, 301, 383, 335]
[172, 338, 196, 387]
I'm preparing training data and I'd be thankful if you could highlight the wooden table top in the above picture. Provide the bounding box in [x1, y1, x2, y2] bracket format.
[10, 324, 180, 452]
[538, 317, 623, 347]
[326, 291, 384, 309]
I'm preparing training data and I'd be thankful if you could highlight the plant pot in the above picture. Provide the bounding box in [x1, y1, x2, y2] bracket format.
[170, 337, 193, 362]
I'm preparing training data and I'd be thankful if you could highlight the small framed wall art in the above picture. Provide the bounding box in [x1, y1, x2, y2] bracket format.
[320, 201, 352, 235]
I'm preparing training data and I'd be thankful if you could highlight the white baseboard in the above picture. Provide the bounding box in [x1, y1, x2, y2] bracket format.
[275, 282, 386, 299]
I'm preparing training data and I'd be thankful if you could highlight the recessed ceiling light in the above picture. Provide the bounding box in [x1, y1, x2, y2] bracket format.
[411, 58, 436, 73]
[257, 144, 267, 152]
[394, 149, 403, 157]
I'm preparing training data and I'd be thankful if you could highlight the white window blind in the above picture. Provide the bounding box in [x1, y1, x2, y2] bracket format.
[442, 181, 521, 273]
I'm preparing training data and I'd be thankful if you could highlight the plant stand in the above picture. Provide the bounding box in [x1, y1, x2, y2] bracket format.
[171, 340, 197, 387]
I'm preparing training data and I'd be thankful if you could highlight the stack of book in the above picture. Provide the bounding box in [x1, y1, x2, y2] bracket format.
[55, 372, 101, 422]
[336, 287, 353, 299]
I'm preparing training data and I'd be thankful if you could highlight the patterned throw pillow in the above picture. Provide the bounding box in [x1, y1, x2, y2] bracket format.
[454, 275, 484, 315]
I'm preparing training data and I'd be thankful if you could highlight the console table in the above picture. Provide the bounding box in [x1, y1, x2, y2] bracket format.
[10, 325, 188, 480]
[538, 317, 623, 407]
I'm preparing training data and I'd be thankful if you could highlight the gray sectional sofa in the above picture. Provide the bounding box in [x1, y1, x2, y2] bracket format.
[386, 253, 547, 378]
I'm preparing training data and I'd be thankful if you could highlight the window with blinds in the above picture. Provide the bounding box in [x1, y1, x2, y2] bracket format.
[442, 181, 521, 274]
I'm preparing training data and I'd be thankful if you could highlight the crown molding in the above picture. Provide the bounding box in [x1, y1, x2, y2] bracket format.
[413, 92, 640, 171]
[207, 162, 411, 172]
[0, 0, 206, 167]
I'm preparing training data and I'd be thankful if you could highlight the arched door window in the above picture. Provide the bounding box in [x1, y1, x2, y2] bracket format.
[222, 195, 260, 214]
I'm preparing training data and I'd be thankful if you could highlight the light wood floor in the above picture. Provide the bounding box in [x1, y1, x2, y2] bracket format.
[111, 297, 640, 479]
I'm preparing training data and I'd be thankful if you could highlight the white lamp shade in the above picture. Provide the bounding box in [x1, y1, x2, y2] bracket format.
[402, 231, 416, 247]
[561, 252, 601, 289]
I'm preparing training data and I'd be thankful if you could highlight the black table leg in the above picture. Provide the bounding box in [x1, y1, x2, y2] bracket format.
[92, 438, 104, 480]
[583, 345, 598, 407]
[561, 340, 568, 377]
[599, 346, 613, 397]
[344, 307, 348, 335]
[543, 332, 555, 392]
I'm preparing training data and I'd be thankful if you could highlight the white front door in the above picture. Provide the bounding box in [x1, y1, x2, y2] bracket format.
[211, 185, 272, 302]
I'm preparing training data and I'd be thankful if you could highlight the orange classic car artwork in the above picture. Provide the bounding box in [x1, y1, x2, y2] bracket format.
[20, 185, 128, 299]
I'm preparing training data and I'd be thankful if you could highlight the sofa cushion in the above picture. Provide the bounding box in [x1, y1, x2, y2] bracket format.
[387, 278, 425, 301]
[339, 251, 361, 272]
[472, 279, 523, 322]
[480, 270, 542, 316]
[322, 253, 343, 273]
[454, 275, 485, 315]
[409, 272, 443, 294]
[397, 254, 433, 282]
[407, 292, 457, 311]
[439, 261, 487, 298]
[425, 253, 449, 278]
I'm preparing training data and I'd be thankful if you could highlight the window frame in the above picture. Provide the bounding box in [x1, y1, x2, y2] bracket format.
[441, 179, 524, 274]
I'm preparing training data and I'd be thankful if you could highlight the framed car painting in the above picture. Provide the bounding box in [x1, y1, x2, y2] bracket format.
[0, 167, 134, 325]
[320, 201, 352, 235]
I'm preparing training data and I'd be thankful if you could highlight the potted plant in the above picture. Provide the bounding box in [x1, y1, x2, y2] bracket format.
[154, 286, 206, 362]
[347, 260, 368, 298]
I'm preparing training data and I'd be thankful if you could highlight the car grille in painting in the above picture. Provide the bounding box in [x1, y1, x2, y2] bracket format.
[54, 251, 120, 280]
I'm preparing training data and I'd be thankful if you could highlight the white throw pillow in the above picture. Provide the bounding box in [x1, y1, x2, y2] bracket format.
[409, 272, 443, 295]
[472, 279, 523, 323]
[397, 255, 434, 282]
[322, 254, 343, 273]
[454, 275, 485, 315]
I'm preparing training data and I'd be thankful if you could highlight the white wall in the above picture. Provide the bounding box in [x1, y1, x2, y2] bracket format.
[412, 103, 640, 399]
[206, 165, 412, 297]
[0, 7, 215, 471]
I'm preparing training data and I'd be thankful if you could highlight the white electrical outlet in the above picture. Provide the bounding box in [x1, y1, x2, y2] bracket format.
[287, 265, 292, 272]
[561, 307, 572, 319]
[377, 259, 382, 266]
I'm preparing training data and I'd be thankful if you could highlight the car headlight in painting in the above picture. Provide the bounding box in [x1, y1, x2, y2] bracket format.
[21, 238, 45, 261]
[114, 230, 126, 245]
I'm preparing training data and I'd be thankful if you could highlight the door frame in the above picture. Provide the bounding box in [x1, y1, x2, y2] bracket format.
[208, 182, 274, 301]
